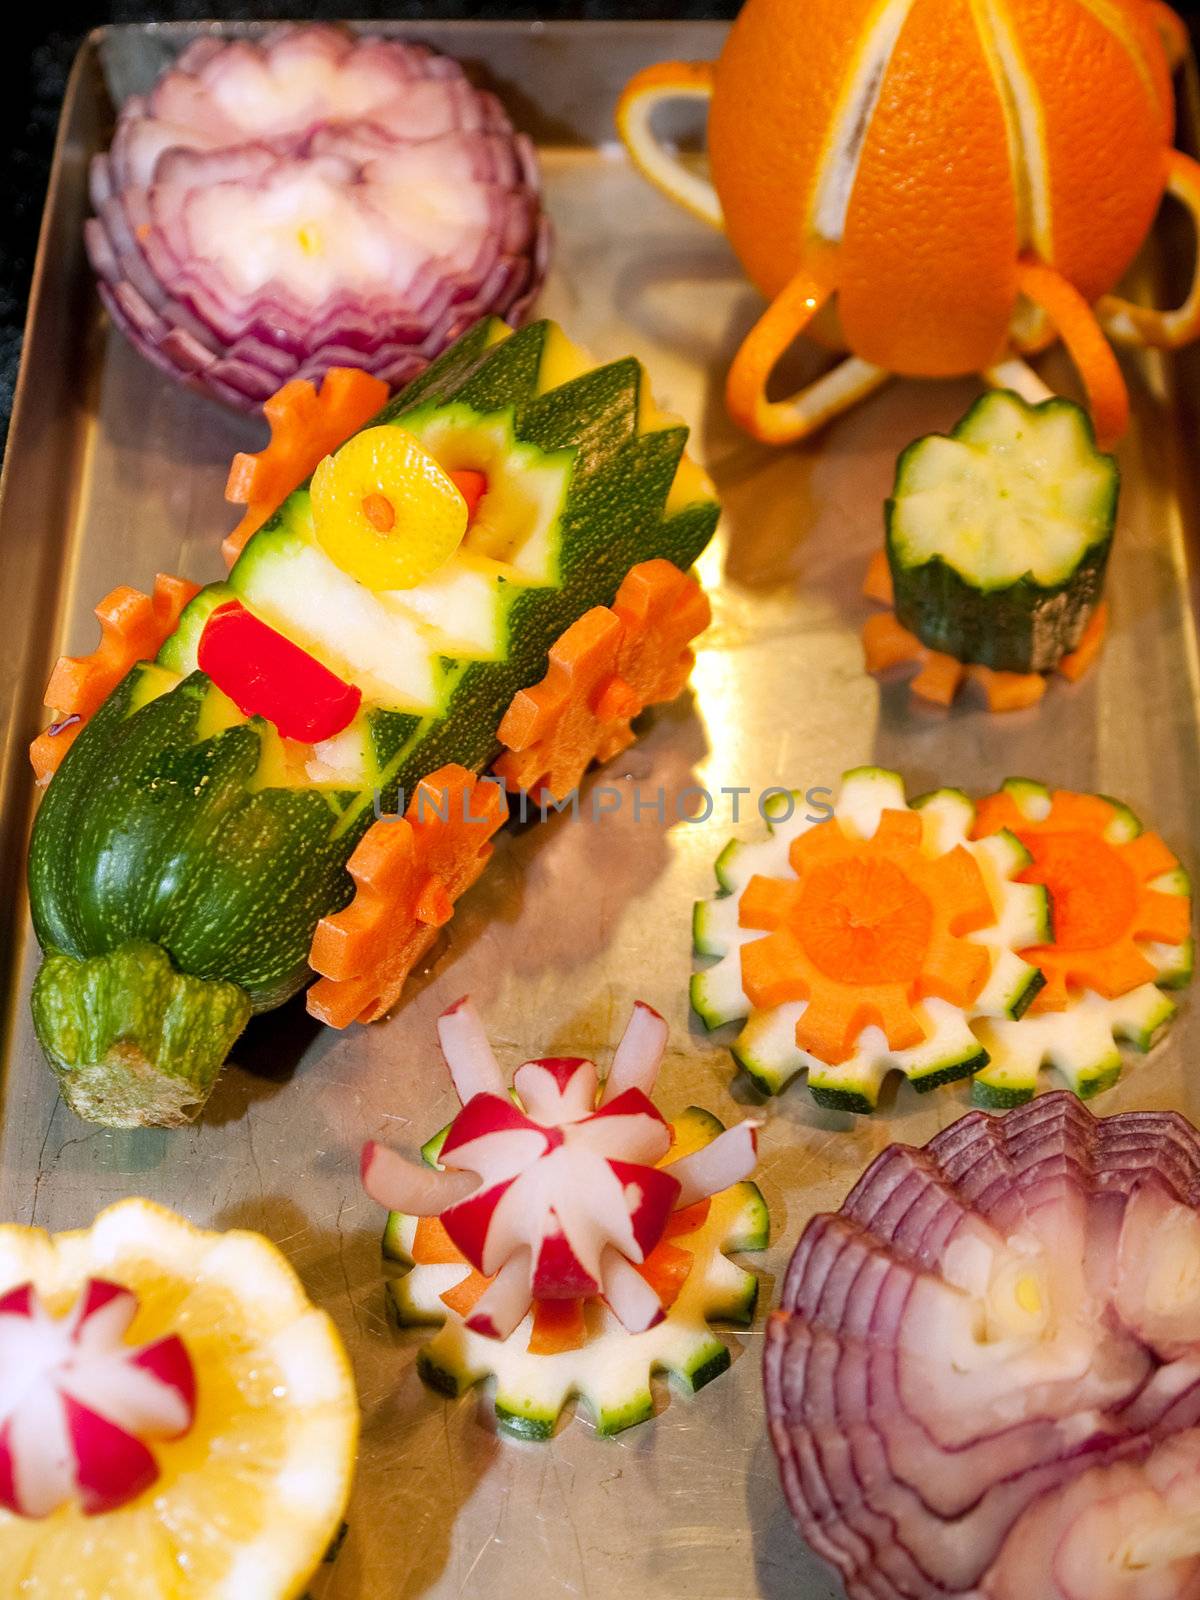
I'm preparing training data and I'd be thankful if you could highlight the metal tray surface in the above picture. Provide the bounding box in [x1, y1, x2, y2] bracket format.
[2, 19, 1200, 1599]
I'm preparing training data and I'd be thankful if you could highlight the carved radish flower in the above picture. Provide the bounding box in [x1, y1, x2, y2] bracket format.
[0, 1278, 195, 1518]
[362, 997, 760, 1341]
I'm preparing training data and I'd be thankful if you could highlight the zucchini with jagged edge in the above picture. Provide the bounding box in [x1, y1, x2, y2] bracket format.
[967, 777, 1193, 1107]
[690, 768, 1048, 1110]
[384, 1106, 767, 1439]
[28, 318, 719, 1127]
[886, 390, 1117, 673]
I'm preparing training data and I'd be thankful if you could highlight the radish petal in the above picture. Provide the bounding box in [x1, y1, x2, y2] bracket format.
[666, 1122, 761, 1208]
[437, 996, 507, 1104]
[601, 1249, 666, 1335]
[514, 1057, 598, 1124]
[601, 1001, 669, 1105]
[465, 1250, 533, 1342]
[360, 1140, 479, 1215]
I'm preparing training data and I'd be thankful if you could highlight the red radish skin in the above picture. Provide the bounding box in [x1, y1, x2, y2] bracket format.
[197, 601, 361, 743]
[766, 1094, 1200, 1600]
[0, 1277, 197, 1519]
[363, 997, 761, 1340]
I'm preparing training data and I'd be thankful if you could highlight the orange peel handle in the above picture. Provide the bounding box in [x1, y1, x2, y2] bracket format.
[1149, 1, 1190, 71]
[306, 764, 507, 1029]
[615, 60, 722, 230]
[223, 366, 389, 568]
[30, 573, 201, 785]
[1015, 257, 1129, 447]
[726, 270, 890, 446]
[1099, 151, 1200, 352]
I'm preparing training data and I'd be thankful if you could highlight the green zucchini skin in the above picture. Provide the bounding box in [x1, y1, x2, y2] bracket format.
[26, 317, 719, 1125]
[29, 671, 363, 1013]
[888, 547, 1111, 673]
[886, 391, 1118, 674]
[31, 941, 251, 1128]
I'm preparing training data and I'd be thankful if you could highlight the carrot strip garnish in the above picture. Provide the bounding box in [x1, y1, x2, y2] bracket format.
[862, 548, 894, 606]
[664, 1199, 712, 1239]
[1057, 602, 1108, 682]
[528, 1298, 588, 1355]
[636, 1239, 694, 1311]
[911, 650, 966, 707]
[223, 367, 388, 568]
[739, 807, 992, 1064]
[494, 559, 710, 801]
[412, 1216, 468, 1267]
[440, 1270, 492, 1318]
[306, 765, 508, 1027]
[973, 787, 1191, 1010]
[862, 583, 1105, 712]
[30, 573, 200, 785]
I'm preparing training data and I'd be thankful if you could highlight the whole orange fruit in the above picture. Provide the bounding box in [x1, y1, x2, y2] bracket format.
[619, 0, 1200, 445]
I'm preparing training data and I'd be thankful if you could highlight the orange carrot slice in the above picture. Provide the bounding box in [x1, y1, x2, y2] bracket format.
[30, 573, 200, 785]
[861, 611, 928, 674]
[494, 559, 710, 801]
[862, 549, 894, 606]
[911, 651, 966, 707]
[972, 665, 1048, 712]
[739, 806, 992, 1064]
[1057, 602, 1109, 682]
[528, 1298, 588, 1355]
[440, 1270, 492, 1319]
[448, 468, 488, 523]
[862, 591, 1104, 713]
[664, 1199, 712, 1239]
[412, 1216, 467, 1267]
[306, 764, 508, 1027]
[636, 1239, 694, 1311]
[223, 367, 388, 568]
[972, 787, 1190, 1009]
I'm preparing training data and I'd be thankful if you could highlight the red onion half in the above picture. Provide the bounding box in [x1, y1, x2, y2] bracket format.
[85, 24, 550, 410]
[765, 1093, 1200, 1600]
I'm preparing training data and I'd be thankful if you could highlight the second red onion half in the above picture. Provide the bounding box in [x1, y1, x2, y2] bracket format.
[766, 1092, 1200, 1600]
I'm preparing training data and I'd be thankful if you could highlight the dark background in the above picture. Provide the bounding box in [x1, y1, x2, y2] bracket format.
[1, 0, 1197, 445]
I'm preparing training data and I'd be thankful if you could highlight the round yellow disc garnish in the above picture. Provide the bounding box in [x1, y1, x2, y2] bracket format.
[310, 424, 468, 590]
[0, 1198, 358, 1600]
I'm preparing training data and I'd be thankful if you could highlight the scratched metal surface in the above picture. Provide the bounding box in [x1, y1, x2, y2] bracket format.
[2, 19, 1200, 1599]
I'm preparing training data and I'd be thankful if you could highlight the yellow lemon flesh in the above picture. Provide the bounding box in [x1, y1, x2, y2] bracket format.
[311, 424, 469, 591]
[0, 1198, 358, 1600]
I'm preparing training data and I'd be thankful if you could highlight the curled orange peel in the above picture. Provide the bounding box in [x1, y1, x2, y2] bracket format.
[738, 807, 994, 1065]
[861, 550, 1108, 712]
[30, 574, 201, 785]
[972, 788, 1191, 1010]
[306, 763, 507, 1028]
[1015, 259, 1129, 448]
[493, 559, 711, 801]
[223, 366, 389, 569]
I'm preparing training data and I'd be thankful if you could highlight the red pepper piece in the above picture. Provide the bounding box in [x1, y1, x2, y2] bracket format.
[197, 602, 362, 744]
[447, 469, 488, 524]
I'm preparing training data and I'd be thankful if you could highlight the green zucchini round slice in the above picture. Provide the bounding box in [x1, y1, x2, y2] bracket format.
[886, 390, 1118, 673]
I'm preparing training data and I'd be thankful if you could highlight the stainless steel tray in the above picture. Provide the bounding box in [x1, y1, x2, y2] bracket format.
[3, 19, 1200, 1599]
